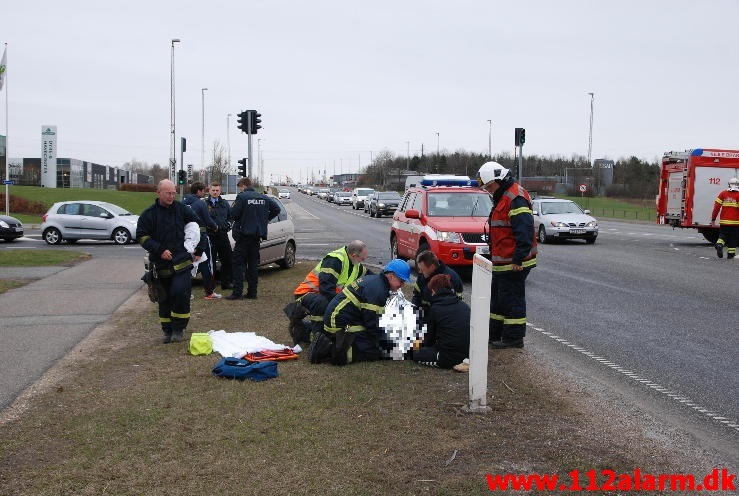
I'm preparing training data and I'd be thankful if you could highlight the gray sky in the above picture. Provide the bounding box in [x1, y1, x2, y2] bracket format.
[4, 0, 739, 182]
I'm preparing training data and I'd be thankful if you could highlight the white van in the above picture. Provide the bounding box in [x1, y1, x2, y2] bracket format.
[351, 188, 375, 210]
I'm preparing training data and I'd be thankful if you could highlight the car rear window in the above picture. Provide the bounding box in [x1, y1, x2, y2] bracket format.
[357, 189, 374, 196]
[58, 203, 81, 215]
[426, 193, 492, 217]
[378, 193, 401, 199]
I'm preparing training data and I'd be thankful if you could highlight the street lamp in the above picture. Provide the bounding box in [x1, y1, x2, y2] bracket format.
[201, 87, 208, 171]
[587, 92, 594, 167]
[257, 138, 262, 185]
[226, 113, 232, 192]
[169, 38, 180, 181]
[487, 120, 492, 159]
[435, 132, 440, 156]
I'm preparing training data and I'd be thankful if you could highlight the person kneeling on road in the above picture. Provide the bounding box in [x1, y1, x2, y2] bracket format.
[309, 259, 411, 365]
[412, 250, 464, 319]
[411, 274, 470, 369]
[137, 179, 207, 344]
[287, 240, 370, 345]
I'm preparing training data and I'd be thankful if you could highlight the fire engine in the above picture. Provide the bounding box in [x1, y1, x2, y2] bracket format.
[390, 175, 491, 266]
[656, 148, 739, 243]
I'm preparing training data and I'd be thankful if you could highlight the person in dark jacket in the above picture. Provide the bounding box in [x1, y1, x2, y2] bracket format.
[137, 179, 207, 343]
[182, 182, 221, 299]
[226, 177, 281, 300]
[412, 250, 463, 315]
[206, 182, 233, 290]
[310, 259, 411, 365]
[412, 274, 470, 369]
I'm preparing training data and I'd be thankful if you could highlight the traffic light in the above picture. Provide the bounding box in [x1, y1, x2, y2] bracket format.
[249, 110, 262, 134]
[181, 137, 187, 152]
[237, 158, 247, 177]
[177, 169, 187, 185]
[515, 128, 526, 146]
[237, 111, 248, 133]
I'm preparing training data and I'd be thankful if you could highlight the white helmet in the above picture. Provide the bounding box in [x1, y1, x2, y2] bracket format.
[728, 177, 739, 192]
[477, 161, 510, 187]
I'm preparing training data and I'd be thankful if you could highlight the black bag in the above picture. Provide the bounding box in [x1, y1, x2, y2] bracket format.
[141, 267, 159, 303]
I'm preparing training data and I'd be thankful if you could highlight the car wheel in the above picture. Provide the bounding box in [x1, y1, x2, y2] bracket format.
[390, 234, 403, 260]
[4, 238, 16, 242]
[370, 208, 375, 217]
[585, 236, 597, 244]
[112, 227, 131, 245]
[277, 241, 296, 269]
[43, 227, 63, 245]
[538, 225, 549, 244]
[416, 241, 430, 260]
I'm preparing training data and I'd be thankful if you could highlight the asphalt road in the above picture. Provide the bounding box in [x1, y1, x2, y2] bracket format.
[287, 188, 739, 455]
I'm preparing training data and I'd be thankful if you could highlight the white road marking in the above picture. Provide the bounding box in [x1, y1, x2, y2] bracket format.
[527, 322, 739, 434]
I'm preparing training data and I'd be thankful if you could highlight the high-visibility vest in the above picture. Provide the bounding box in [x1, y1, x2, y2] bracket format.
[293, 247, 365, 296]
[488, 183, 537, 272]
[712, 190, 739, 225]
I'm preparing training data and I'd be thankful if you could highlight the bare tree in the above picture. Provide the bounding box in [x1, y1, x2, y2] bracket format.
[206, 140, 230, 185]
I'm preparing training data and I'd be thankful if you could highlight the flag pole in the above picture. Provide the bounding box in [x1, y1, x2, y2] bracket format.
[4, 43, 8, 216]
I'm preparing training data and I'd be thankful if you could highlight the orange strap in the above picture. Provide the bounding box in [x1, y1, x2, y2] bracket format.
[243, 348, 300, 362]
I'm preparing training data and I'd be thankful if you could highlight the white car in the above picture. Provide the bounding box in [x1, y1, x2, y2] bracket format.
[532, 198, 598, 244]
[351, 188, 375, 210]
[278, 189, 291, 199]
[41, 201, 139, 245]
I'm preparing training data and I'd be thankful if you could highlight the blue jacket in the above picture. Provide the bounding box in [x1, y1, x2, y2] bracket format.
[182, 194, 219, 231]
[230, 188, 281, 240]
[323, 273, 391, 336]
[206, 196, 232, 233]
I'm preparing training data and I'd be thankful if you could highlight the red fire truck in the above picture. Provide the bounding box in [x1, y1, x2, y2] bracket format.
[656, 148, 739, 243]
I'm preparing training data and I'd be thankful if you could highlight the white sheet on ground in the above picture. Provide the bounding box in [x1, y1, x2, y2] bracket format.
[208, 330, 290, 358]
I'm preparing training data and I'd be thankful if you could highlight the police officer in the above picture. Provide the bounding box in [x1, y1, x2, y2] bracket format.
[226, 178, 281, 300]
[477, 161, 537, 349]
[288, 240, 370, 345]
[206, 182, 234, 289]
[412, 250, 463, 316]
[710, 177, 739, 259]
[137, 179, 207, 343]
[309, 259, 411, 365]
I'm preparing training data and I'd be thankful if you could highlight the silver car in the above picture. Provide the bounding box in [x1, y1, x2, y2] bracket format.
[532, 198, 598, 244]
[41, 201, 139, 245]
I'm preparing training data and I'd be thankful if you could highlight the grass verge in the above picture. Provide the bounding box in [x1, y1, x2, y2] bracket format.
[0, 249, 91, 267]
[555, 195, 656, 221]
[0, 279, 30, 294]
[0, 263, 717, 495]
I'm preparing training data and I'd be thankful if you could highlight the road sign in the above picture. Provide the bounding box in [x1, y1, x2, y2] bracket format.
[2, 180, 13, 185]
[579, 184, 587, 193]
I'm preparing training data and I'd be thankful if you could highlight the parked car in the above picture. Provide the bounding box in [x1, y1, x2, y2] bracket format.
[334, 191, 353, 205]
[317, 188, 331, 200]
[351, 188, 375, 210]
[221, 195, 297, 268]
[278, 189, 291, 199]
[390, 176, 491, 266]
[532, 198, 598, 244]
[0, 214, 24, 242]
[41, 201, 139, 245]
[368, 191, 402, 218]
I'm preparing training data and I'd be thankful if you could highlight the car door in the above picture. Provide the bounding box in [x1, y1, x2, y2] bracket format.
[260, 200, 288, 263]
[79, 203, 112, 239]
[532, 201, 541, 230]
[406, 192, 424, 250]
[55, 203, 83, 236]
[394, 192, 416, 257]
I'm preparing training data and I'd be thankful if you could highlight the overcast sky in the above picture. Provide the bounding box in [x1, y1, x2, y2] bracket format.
[3, 0, 739, 182]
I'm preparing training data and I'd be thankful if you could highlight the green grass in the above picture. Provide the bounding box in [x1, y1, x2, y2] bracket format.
[6, 213, 43, 225]
[553, 195, 656, 221]
[0, 249, 90, 267]
[0, 279, 28, 294]
[6, 185, 158, 217]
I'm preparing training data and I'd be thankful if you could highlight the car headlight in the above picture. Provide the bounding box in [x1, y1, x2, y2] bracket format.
[551, 221, 569, 228]
[378, 203, 385, 207]
[586, 221, 597, 227]
[0, 221, 9, 228]
[437, 231, 462, 243]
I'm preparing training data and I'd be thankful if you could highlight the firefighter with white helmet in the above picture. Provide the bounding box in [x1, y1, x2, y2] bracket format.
[477, 161, 537, 349]
[711, 177, 739, 259]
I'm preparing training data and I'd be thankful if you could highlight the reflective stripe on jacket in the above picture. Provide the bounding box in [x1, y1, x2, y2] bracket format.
[712, 190, 739, 225]
[488, 182, 537, 272]
[294, 246, 367, 298]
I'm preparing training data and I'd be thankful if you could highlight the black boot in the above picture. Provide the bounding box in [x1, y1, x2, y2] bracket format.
[225, 293, 243, 300]
[308, 332, 332, 364]
[171, 329, 184, 342]
[490, 338, 524, 349]
[162, 329, 173, 344]
[716, 243, 724, 258]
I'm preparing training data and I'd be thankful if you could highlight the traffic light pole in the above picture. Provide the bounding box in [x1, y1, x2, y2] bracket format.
[179, 140, 185, 199]
[247, 111, 253, 179]
[518, 144, 523, 183]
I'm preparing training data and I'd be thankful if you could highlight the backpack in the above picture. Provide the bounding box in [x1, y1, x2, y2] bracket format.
[211, 357, 279, 382]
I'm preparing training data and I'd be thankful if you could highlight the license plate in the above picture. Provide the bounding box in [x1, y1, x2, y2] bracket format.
[570, 229, 586, 234]
[14, 227, 23, 232]
[476, 245, 490, 255]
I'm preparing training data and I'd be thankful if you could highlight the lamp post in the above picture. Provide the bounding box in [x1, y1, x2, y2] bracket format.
[201, 88, 208, 172]
[487, 120, 492, 159]
[257, 138, 262, 185]
[587, 92, 594, 167]
[435, 132, 439, 156]
[226, 113, 231, 193]
[169, 38, 180, 181]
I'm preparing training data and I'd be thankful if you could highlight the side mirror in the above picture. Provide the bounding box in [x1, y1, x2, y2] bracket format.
[405, 209, 421, 219]
[583, 210, 591, 215]
[532, 210, 539, 216]
[101, 212, 112, 219]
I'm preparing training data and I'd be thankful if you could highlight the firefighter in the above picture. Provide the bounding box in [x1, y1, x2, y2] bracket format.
[412, 250, 463, 317]
[226, 177, 281, 300]
[710, 177, 739, 259]
[309, 259, 411, 365]
[137, 179, 207, 343]
[477, 161, 537, 349]
[287, 241, 370, 345]
[206, 182, 234, 290]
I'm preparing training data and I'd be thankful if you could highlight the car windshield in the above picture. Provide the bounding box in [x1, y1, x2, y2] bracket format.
[357, 189, 374, 196]
[378, 193, 401, 200]
[427, 193, 493, 217]
[541, 201, 583, 215]
[100, 203, 132, 216]
[337, 192, 351, 197]
[279, 190, 288, 193]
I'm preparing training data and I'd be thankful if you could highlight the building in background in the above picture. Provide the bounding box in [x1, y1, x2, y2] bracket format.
[3, 157, 151, 188]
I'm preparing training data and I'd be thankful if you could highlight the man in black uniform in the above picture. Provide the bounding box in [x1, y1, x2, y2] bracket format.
[226, 178, 281, 300]
[412, 250, 464, 316]
[137, 179, 207, 343]
[206, 182, 233, 290]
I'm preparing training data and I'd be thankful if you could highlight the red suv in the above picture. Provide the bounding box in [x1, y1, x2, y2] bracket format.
[390, 178, 493, 266]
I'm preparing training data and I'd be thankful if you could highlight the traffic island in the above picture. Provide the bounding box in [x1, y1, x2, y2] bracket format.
[0, 262, 729, 495]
